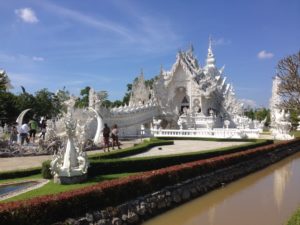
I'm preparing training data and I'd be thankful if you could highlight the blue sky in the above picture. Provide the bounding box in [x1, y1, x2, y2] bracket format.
[0, 0, 299, 107]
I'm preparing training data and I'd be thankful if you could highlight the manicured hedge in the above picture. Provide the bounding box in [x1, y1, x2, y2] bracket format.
[88, 139, 273, 176]
[157, 137, 258, 142]
[1, 139, 299, 225]
[0, 167, 41, 180]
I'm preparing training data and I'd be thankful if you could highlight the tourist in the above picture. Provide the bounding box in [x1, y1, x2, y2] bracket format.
[28, 118, 38, 143]
[19, 122, 30, 145]
[9, 125, 18, 144]
[111, 124, 121, 150]
[102, 123, 110, 152]
[39, 119, 47, 140]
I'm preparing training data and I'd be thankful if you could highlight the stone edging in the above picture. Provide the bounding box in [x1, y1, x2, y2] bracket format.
[55, 143, 300, 225]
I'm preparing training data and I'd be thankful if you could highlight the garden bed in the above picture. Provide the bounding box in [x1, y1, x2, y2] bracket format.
[0, 139, 299, 225]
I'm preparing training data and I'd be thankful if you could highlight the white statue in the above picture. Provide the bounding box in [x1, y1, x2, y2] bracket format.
[50, 111, 89, 184]
[177, 117, 183, 130]
[270, 76, 294, 140]
[224, 120, 230, 129]
[89, 107, 103, 146]
[152, 117, 162, 130]
[16, 108, 31, 144]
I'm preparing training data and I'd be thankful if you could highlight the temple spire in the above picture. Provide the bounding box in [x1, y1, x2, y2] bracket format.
[206, 36, 216, 68]
[160, 64, 164, 75]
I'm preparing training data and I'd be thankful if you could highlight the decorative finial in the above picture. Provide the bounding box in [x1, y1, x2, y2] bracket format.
[160, 64, 163, 75]
[140, 68, 144, 76]
[189, 43, 194, 53]
[208, 35, 213, 53]
[206, 35, 216, 67]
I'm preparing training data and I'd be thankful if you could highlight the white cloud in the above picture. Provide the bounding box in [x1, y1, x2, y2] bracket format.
[32, 56, 44, 61]
[15, 8, 38, 23]
[240, 98, 258, 108]
[34, 1, 180, 53]
[257, 50, 274, 59]
[212, 38, 231, 46]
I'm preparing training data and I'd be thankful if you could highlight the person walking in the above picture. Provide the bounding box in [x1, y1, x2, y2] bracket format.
[39, 119, 47, 140]
[28, 118, 38, 143]
[111, 124, 121, 150]
[102, 123, 110, 152]
[19, 122, 30, 145]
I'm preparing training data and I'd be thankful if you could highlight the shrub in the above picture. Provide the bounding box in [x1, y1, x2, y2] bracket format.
[0, 167, 41, 180]
[41, 160, 52, 179]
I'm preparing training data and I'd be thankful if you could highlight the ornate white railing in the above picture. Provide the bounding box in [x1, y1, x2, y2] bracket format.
[151, 128, 260, 139]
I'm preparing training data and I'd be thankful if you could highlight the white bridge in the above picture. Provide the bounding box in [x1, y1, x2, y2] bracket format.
[151, 128, 260, 139]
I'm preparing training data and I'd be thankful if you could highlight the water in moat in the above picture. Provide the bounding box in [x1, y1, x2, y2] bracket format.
[144, 152, 300, 225]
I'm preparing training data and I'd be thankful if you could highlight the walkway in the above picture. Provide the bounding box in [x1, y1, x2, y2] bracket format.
[0, 140, 247, 172]
[129, 140, 247, 158]
[0, 140, 140, 172]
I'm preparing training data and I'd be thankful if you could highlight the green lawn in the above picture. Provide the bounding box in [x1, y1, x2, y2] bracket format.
[0, 172, 134, 203]
[287, 207, 300, 225]
[0, 138, 270, 203]
[291, 130, 300, 138]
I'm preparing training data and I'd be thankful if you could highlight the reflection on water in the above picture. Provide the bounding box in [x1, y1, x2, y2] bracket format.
[144, 152, 300, 225]
[208, 205, 216, 225]
[273, 162, 292, 210]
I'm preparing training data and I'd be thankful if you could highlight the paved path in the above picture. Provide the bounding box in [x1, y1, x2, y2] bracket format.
[0, 140, 247, 172]
[0, 140, 140, 172]
[129, 140, 247, 158]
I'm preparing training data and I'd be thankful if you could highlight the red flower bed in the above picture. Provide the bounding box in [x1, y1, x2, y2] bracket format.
[0, 139, 299, 225]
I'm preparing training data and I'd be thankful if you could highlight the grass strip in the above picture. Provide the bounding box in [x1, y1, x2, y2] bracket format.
[287, 207, 300, 225]
[1, 173, 135, 203]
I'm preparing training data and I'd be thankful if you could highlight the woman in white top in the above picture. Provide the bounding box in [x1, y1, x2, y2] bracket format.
[111, 124, 121, 150]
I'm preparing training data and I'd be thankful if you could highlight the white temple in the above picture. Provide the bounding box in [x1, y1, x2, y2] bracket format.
[269, 76, 294, 140]
[86, 40, 263, 139]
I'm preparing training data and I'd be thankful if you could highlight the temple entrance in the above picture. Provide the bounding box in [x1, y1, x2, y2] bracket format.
[180, 96, 189, 114]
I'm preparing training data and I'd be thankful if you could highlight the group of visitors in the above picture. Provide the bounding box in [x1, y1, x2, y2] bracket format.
[102, 123, 121, 152]
[9, 116, 47, 145]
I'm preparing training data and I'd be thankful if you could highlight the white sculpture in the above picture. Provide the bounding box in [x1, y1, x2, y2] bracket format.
[224, 120, 230, 129]
[89, 107, 103, 146]
[297, 115, 300, 131]
[177, 117, 183, 130]
[50, 111, 89, 184]
[152, 117, 162, 130]
[16, 108, 31, 144]
[270, 76, 294, 140]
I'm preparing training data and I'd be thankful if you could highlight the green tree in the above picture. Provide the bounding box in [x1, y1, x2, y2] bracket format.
[244, 107, 255, 120]
[34, 88, 60, 118]
[54, 87, 70, 113]
[0, 70, 11, 92]
[255, 108, 270, 126]
[0, 92, 18, 124]
[122, 83, 132, 105]
[75, 86, 90, 108]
